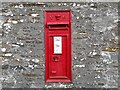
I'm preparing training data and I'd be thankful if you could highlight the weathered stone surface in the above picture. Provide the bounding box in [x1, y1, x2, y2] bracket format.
[0, 2, 119, 88]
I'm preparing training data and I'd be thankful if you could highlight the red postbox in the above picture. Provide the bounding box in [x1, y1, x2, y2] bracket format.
[44, 10, 72, 82]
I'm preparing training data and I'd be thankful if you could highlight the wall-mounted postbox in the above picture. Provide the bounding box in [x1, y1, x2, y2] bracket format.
[44, 10, 72, 82]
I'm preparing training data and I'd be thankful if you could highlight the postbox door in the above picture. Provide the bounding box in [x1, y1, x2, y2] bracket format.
[49, 35, 67, 78]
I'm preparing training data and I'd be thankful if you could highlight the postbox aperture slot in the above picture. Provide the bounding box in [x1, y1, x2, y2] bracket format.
[48, 24, 68, 30]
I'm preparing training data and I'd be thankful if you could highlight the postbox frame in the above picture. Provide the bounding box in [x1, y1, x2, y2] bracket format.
[44, 10, 72, 83]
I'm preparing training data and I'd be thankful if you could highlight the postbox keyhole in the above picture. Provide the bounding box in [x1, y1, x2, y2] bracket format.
[53, 56, 59, 61]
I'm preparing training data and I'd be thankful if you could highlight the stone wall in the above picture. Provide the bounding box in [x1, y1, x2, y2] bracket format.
[0, 2, 119, 88]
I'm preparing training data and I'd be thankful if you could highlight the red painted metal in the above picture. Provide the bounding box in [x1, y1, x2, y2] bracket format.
[44, 10, 72, 82]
